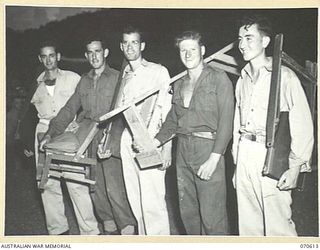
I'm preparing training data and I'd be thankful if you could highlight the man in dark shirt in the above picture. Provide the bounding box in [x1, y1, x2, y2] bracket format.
[155, 31, 234, 235]
[40, 38, 136, 235]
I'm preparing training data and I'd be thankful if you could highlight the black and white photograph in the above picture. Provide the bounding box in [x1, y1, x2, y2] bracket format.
[4, 4, 318, 241]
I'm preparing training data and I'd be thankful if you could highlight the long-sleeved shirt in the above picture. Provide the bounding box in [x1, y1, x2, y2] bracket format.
[46, 65, 119, 139]
[232, 58, 314, 171]
[118, 59, 172, 138]
[31, 69, 80, 123]
[156, 65, 234, 155]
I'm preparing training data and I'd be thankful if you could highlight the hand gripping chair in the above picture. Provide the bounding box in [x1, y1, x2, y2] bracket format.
[37, 120, 99, 192]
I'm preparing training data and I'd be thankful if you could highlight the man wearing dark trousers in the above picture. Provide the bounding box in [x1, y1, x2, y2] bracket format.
[155, 31, 234, 235]
[40, 38, 136, 235]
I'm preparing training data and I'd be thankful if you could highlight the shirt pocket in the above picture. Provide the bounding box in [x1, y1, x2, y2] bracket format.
[195, 86, 217, 112]
[80, 92, 90, 112]
[99, 93, 113, 111]
[32, 97, 49, 117]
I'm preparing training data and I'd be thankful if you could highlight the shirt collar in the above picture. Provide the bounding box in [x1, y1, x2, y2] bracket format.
[37, 68, 62, 84]
[181, 63, 211, 82]
[240, 57, 273, 80]
[123, 58, 150, 75]
[87, 64, 112, 79]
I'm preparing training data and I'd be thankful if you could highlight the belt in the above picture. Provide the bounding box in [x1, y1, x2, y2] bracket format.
[39, 118, 50, 126]
[177, 131, 216, 140]
[241, 133, 266, 144]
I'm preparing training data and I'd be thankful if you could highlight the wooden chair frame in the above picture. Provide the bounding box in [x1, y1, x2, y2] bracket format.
[38, 122, 99, 192]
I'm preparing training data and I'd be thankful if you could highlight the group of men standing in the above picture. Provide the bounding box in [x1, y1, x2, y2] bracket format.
[22, 14, 313, 236]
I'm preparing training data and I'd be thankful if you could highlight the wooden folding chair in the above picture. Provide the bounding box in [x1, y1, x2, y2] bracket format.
[37, 120, 99, 192]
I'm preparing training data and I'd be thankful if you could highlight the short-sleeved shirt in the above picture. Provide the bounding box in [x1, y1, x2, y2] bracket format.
[31, 69, 80, 121]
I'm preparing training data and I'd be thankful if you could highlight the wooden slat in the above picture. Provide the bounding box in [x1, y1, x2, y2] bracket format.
[303, 61, 317, 119]
[98, 41, 238, 122]
[282, 52, 317, 85]
[305, 60, 317, 171]
[204, 41, 237, 62]
[208, 61, 240, 76]
[49, 165, 87, 174]
[74, 122, 99, 161]
[123, 105, 163, 169]
[39, 153, 53, 190]
[265, 33, 283, 148]
[48, 171, 96, 185]
[51, 153, 96, 165]
[212, 53, 239, 67]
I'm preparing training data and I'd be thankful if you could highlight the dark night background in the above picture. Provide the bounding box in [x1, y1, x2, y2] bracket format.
[5, 7, 318, 236]
[6, 8, 317, 99]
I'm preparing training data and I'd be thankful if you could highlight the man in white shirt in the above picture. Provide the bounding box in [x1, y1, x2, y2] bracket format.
[232, 15, 314, 236]
[31, 41, 99, 235]
[116, 26, 172, 235]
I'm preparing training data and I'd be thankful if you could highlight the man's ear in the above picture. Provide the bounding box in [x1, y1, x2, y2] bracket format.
[84, 52, 88, 60]
[57, 52, 61, 62]
[120, 43, 124, 52]
[104, 48, 109, 58]
[141, 42, 145, 52]
[201, 45, 206, 56]
[38, 55, 42, 63]
[262, 36, 271, 48]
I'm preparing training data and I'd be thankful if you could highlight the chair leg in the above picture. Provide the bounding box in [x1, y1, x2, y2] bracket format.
[36, 152, 45, 181]
[39, 153, 52, 190]
[89, 164, 96, 193]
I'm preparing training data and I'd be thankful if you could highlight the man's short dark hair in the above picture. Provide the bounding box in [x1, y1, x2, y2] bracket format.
[122, 25, 144, 42]
[237, 14, 273, 38]
[84, 36, 106, 50]
[174, 31, 204, 48]
[39, 40, 60, 54]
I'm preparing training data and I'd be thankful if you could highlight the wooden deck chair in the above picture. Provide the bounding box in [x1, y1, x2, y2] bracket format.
[37, 120, 99, 192]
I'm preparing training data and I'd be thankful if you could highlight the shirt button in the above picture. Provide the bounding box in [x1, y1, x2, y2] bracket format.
[247, 122, 250, 125]
[251, 109, 254, 112]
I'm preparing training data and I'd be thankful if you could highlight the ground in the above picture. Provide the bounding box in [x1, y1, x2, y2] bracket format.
[4, 145, 318, 237]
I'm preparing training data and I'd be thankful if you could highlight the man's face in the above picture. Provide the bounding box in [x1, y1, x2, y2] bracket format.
[85, 41, 107, 69]
[38, 46, 60, 71]
[178, 39, 205, 70]
[120, 32, 145, 61]
[238, 23, 269, 62]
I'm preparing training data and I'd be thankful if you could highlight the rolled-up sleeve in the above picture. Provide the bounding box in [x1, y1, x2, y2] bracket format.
[283, 69, 314, 171]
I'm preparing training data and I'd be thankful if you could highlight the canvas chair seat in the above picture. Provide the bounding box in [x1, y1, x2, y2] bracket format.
[38, 119, 99, 192]
[44, 132, 80, 153]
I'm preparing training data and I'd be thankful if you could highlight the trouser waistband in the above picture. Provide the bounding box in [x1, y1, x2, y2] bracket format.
[177, 131, 216, 140]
